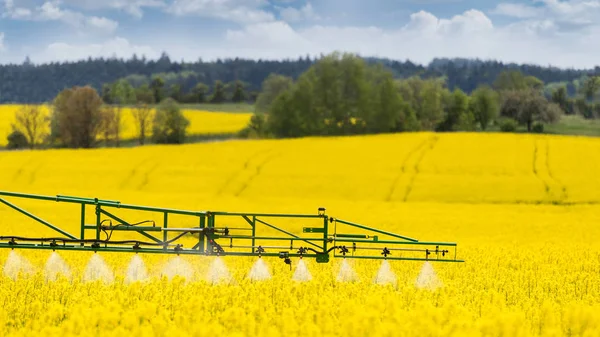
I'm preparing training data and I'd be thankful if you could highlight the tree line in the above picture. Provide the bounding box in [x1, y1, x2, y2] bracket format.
[7, 86, 190, 150]
[243, 52, 600, 139]
[1, 52, 598, 104]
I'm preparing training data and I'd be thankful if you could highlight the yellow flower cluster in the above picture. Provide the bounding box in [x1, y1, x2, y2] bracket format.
[0, 105, 252, 145]
[1, 132, 600, 336]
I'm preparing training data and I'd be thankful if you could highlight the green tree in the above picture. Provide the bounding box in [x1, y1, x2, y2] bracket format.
[133, 84, 155, 145]
[51, 86, 103, 148]
[210, 80, 227, 103]
[231, 80, 247, 103]
[500, 89, 561, 131]
[397, 77, 447, 130]
[169, 83, 183, 102]
[551, 86, 569, 113]
[470, 86, 499, 130]
[6, 130, 28, 149]
[369, 73, 404, 133]
[192, 83, 209, 103]
[152, 98, 190, 144]
[438, 89, 470, 131]
[255, 74, 294, 114]
[109, 79, 136, 147]
[150, 76, 165, 103]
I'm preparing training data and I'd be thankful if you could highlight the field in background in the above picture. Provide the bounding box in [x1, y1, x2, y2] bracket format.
[1, 132, 600, 336]
[0, 105, 252, 146]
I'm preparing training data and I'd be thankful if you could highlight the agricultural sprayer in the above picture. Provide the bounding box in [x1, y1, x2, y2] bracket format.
[0, 191, 464, 269]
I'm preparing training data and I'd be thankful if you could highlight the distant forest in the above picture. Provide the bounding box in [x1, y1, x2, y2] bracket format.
[1, 53, 599, 104]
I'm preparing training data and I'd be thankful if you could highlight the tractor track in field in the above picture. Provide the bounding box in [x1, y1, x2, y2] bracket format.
[137, 162, 160, 190]
[11, 158, 34, 182]
[235, 152, 281, 197]
[385, 135, 438, 202]
[216, 149, 273, 196]
[532, 140, 551, 195]
[403, 135, 439, 202]
[532, 139, 568, 202]
[27, 163, 44, 185]
[119, 157, 152, 189]
[544, 140, 568, 201]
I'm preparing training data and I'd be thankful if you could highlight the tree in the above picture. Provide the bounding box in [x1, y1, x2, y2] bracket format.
[169, 83, 183, 102]
[152, 98, 190, 144]
[582, 76, 600, 101]
[470, 86, 499, 130]
[494, 70, 544, 92]
[397, 77, 447, 130]
[192, 83, 209, 103]
[6, 130, 28, 149]
[255, 74, 294, 114]
[500, 89, 561, 131]
[551, 86, 569, 113]
[133, 84, 155, 145]
[231, 80, 246, 103]
[98, 105, 117, 146]
[150, 76, 165, 103]
[210, 80, 227, 103]
[438, 89, 470, 131]
[51, 86, 103, 148]
[109, 79, 135, 147]
[11, 105, 47, 149]
[369, 73, 405, 133]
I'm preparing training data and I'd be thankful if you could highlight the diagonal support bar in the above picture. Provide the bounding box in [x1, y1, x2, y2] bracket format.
[0, 198, 78, 240]
[334, 218, 418, 242]
[254, 218, 322, 250]
[99, 209, 162, 243]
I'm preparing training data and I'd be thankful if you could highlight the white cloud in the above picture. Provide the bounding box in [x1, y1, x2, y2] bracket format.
[492, 0, 600, 25]
[86, 16, 119, 33]
[490, 3, 541, 18]
[215, 9, 600, 68]
[60, 0, 166, 19]
[279, 2, 319, 23]
[167, 0, 274, 24]
[39, 37, 157, 62]
[0, 33, 5, 52]
[3, 1, 119, 34]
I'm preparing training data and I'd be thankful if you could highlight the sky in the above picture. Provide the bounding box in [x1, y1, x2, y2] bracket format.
[0, 0, 599, 68]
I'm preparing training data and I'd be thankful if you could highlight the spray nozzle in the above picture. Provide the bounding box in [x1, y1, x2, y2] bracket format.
[381, 247, 391, 258]
[256, 246, 265, 257]
[339, 246, 349, 256]
[297, 247, 307, 257]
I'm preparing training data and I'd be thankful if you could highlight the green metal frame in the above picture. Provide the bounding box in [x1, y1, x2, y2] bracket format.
[0, 191, 464, 264]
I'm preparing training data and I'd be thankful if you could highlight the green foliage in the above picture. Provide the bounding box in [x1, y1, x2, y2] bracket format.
[151, 98, 190, 144]
[231, 81, 246, 103]
[532, 122, 544, 133]
[397, 77, 447, 130]
[150, 76, 165, 104]
[551, 86, 569, 113]
[438, 89, 470, 131]
[470, 86, 499, 130]
[500, 89, 562, 131]
[210, 80, 227, 103]
[499, 118, 518, 132]
[255, 74, 294, 114]
[192, 83, 209, 103]
[51, 86, 104, 148]
[6, 130, 28, 149]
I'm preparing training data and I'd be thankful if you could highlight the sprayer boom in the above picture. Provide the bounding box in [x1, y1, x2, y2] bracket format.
[0, 191, 464, 264]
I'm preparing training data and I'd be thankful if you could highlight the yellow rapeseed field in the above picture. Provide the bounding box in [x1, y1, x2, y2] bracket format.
[1, 132, 600, 336]
[0, 105, 252, 146]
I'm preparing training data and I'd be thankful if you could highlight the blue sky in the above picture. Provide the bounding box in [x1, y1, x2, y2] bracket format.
[0, 0, 599, 68]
